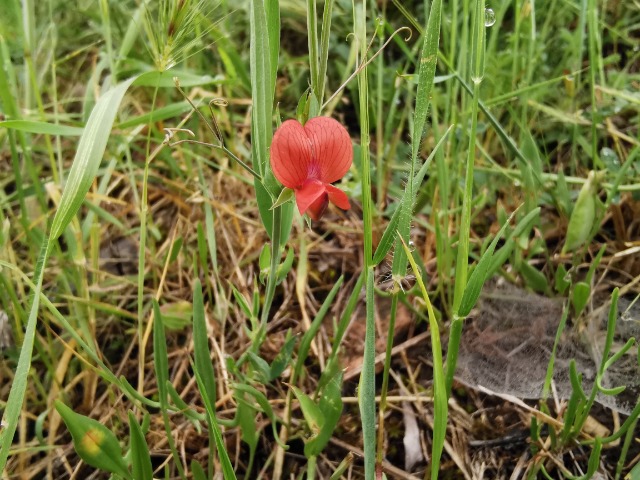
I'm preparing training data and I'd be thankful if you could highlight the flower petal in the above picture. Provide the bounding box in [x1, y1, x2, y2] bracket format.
[325, 184, 350, 211]
[304, 117, 353, 184]
[295, 180, 326, 217]
[270, 120, 313, 189]
[307, 194, 329, 221]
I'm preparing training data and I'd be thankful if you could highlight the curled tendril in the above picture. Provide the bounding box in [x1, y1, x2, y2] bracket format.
[207, 98, 228, 145]
[210, 98, 228, 107]
[163, 127, 195, 144]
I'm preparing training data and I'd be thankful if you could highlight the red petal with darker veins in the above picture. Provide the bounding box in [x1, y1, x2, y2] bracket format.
[307, 194, 329, 221]
[295, 180, 326, 217]
[303, 117, 353, 184]
[270, 120, 313, 189]
[325, 184, 351, 210]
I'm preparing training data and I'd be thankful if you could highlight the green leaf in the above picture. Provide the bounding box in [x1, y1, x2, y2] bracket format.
[193, 280, 217, 407]
[259, 244, 271, 284]
[232, 285, 254, 319]
[291, 386, 324, 434]
[562, 171, 598, 254]
[250, 0, 272, 178]
[276, 247, 295, 284]
[400, 238, 447, 480]
[293, 276, 344, 383]
[192, 280, 237, 480]
[132, 70, 223, 87]
[486, 207, 541, 278]
[554, 264, 570, 294]
[247, 352, 271, 383]
[271, 187, 295, 210]
[372, 126, 452, 267]
[269, 329, 296, 380]
[233, 383, 286, 448]
[0, 75, 142, 473]
[128, 412, 153, 480]
[193, 367, 237, 480]
[235, 393, 259, 472]
[264, 0, 280, 97]
[305, 370, 343, 457]
[191, 460, 207, 480]
[572, 281, 590, 317]
[167, 382, 205, 423]
[0, 120, 84, 136]
[116, 101, 191, 130]
[391, 0, 444, 279]
[50, 76, 138, 240]
[459, 207, 527, 317]
[55, 401, 131, 479]
[519, 261, 549, 294]
[371, 203, 401, 265]
[159, 300, 192, 330]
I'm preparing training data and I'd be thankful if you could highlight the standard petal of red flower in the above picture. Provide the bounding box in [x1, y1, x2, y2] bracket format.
[325, 184, 351, 211]
[270, 119, 313, 189]
[303, 117, 353, 184]
[295, 179, 326, 217]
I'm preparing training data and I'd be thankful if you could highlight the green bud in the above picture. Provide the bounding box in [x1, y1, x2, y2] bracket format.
[55, 401, 130, 479]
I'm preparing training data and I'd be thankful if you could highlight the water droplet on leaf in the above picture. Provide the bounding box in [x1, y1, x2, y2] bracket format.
[484, 8, 496, 27]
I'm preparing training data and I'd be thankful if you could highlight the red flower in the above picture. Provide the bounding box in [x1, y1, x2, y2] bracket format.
[270, 117, 352, 221]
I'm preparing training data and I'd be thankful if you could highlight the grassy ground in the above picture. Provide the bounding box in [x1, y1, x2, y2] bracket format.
[0, 0, 639, 478]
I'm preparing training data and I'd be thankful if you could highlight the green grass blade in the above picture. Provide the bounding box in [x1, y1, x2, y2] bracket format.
[392, 0, 443, 278]
[0, 120, 84, 136]
[0, 239, 51, 473]
[458, 207, 532, 317]
[249, 0, 272, 178]
[372, 126, 452, 267]
[153, 300, 187, 479]
[358, 266, 376, 479]
[293, 276, 344, 383]
[128, 412, 153, 480]
[193, 279, 217, 410]
[401, 238, 447, 479]
[50, 76, 138, 240]
[193, 279, 236, 479]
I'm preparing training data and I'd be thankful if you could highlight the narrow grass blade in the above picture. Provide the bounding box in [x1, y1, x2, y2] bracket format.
[192, 279, 236, 479]
[400, 238, 447, 479]
[372, 124, 451, 268]
[0, 120, 84, 136]
[458, 206, 533, 317]
[128, 412, 153, 480]
[153, 300, 186, 479]
[358, 266, 376, 478]
[50, 76, 138, 240]
[0, 241, 51, 473]
[293, 276, 344, 383]
[391, 0, 443, 278]
[193, 279, 217, 409]
[249, 0, 272, 178]
[0, 77, 146, 473]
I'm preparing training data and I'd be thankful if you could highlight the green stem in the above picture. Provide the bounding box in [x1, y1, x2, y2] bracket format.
[137, 83, 160, 392]
[376, 293, 398, 464]
[260, 206, 282, 326]
[307, 0, 320, 99]
[307, 455, 317, 480]
[446, 0, 485, 395]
